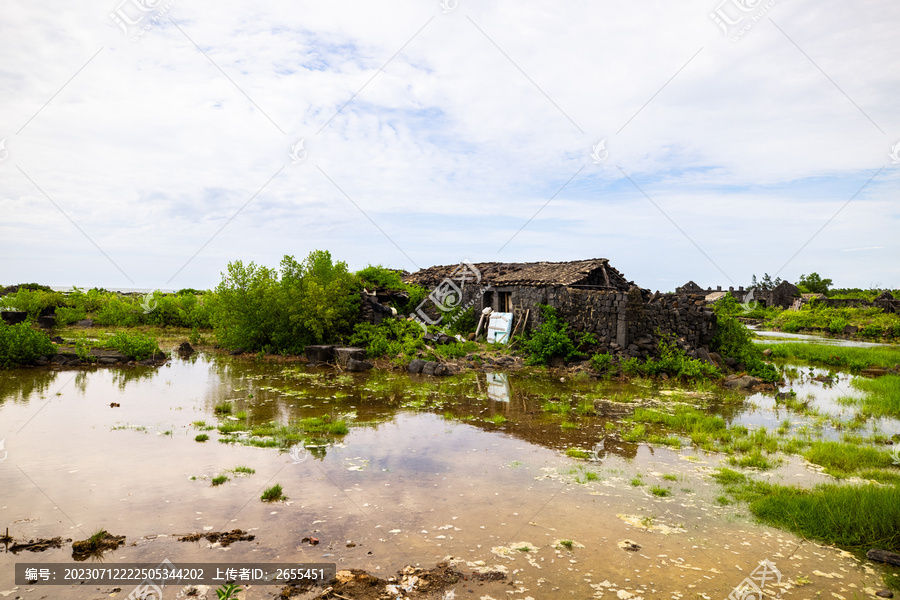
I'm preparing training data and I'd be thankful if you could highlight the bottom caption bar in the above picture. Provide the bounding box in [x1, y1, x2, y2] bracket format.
[15, 563, 337, 586]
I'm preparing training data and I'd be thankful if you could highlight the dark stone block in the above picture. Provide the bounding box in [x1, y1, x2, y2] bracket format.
[305, 345, 336, 363]
[1, 311, 27, 325]
[422, 361, 438, 376]
[346, 358, 373, 372]
[335, 347, 367, 366]
[407, 359, 426, 374]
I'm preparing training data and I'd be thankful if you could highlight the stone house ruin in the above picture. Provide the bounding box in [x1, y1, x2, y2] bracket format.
[404, 259, 717, 358]
[679, 280, 800, 309]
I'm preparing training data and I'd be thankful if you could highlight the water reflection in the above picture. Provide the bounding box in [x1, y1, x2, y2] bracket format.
[0, 369, 61, 405]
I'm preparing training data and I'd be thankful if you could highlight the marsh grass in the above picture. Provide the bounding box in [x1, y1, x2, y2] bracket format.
[232, 465, 255, 475]
[803, 441, 896, 477]
[87, 529, 108, 549]
[713, 467, 900, 553]
[214, 402, 233, 415]
[751, 484, 900, 552]
[211, 475, 228, 486]
[847, 375, 900, 419]
[261, 484, 286, 502]
[542, 400, 571, 416]
[650, 486, 671, 497]
[195, 434, 209, 442]
[566, 448, 591, 459]
[761, 343, 900, 372]
[219, 414, 349, 450]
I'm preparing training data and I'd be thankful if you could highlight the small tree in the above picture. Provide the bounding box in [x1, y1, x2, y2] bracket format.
[797, 273, 833, 295]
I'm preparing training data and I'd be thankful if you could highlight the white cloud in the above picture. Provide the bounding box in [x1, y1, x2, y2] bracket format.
[1, 0, 897, 290]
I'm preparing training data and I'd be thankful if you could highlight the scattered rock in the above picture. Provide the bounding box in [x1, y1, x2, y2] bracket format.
[762, 348, 773, 357]
[72, 532, 126, 560]
[75, 319, 93, 328]
[875, 590, 894, 598]
[0, 311, 27, 325]
[867, 548, 900, 567]
[407, 359, 426, 374]
[8, 536, 69, 554]
[178, 529, 255, 547]
[618, 539, 641, 552]
[301, 536, 320, 546]
[177, 342, 195, 356]
[346, 358, 373, 372]
[110, 402, 120, 408]
[229, 348, 245, 355]
[724, 375, 762, 390]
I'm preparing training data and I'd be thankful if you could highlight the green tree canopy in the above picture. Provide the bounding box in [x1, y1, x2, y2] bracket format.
[797, 272, 833, 295]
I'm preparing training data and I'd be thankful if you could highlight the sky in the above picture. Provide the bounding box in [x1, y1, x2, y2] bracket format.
[1, 0, 898, 293]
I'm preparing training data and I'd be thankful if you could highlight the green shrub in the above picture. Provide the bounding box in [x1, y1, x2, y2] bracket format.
[520, 305, 589, 366]
[639, 336, 720, 380]
[590, 353, 612, 372]
[711, 300, 778, 382]
[211, 251, 359, 353]
[350, 318, 426, 361]
[0, 322, 56, 367]
[442, 306, 478, 336]
[1, 288, 66, 319]
[104, 331, 162, 360]
[94, 295, 142, 327]
[55, 305, 86, 326]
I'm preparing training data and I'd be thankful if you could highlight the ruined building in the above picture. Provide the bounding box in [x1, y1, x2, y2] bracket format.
[404, 259, 717, 358]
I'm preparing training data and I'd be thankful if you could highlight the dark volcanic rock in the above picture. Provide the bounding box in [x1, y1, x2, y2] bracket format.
[407, 359, 426, 374]
[305, 345, 335, 363]
[335, 347, 367, 366]
[1, 311, 27, 325]
[346, 358, 373, 372]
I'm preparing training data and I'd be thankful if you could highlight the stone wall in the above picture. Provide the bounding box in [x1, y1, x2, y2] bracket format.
[532, 287, 717, 358]
[408, 282, 718, 357]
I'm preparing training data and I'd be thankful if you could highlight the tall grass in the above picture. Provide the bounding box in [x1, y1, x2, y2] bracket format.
[760, 342, 900, 372]
[750, 484, 900, 552]
[802, 441, 896, 477]
[849, 375, 900, 418]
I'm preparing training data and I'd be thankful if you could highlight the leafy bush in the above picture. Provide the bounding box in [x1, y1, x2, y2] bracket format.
[356, 265, 404, 290]
[104, 331, 162, 360]
[0, 322, 56, 367]
[520, 305, 590, 366]
[589, 353, 613, 372]
[1, 288, 66, 319]
[640, 337, 720, 380]
[211, 251, 360, 353]
[94, 295, 142, 327]
[356, 264, 427, 315]
[442, 306, 478, 336]
[711, 303, 778, 382]
[55, 305, 86, 326]
[350, 318, 426, 361]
